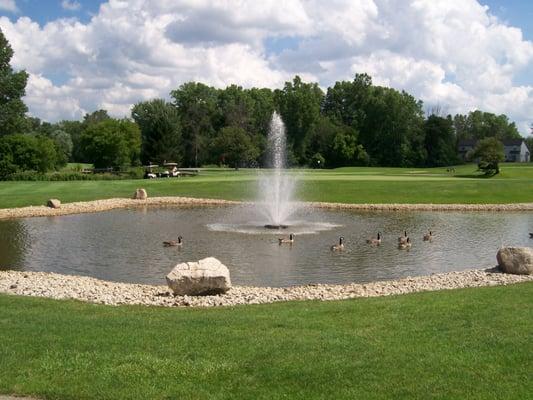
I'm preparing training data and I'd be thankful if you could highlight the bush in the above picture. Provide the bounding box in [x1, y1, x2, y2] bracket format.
[470, 137, 505, 176]
[0, 134, 59, 179]
[310, 153, 325, 168]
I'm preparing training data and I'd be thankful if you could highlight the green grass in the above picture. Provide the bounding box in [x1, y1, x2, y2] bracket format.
[0, 282, 531, 399]
[1, 163, 533, 208]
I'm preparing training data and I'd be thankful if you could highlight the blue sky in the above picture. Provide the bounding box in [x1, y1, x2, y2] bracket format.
[482, 0, 533, 40]
[8, 0, 104, 24]
[0, 1, 531, 134]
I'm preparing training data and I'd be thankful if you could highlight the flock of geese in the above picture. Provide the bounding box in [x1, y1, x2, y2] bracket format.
[162, 230, 435, 251]
[278, 230, 434, 251]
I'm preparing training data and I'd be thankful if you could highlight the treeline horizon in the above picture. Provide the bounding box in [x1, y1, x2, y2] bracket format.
[25, 74, 527, 170]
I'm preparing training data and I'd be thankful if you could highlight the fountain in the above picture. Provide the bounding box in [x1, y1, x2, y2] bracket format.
[258, 112, 299, 229]
[207, 112, 339, 235]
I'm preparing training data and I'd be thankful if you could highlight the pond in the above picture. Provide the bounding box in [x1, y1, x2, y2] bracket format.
[0, 206, 531, 287]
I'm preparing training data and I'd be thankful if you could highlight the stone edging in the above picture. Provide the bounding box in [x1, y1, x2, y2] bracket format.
[0, 268, 531, 308]
[1, 197, 532, 220]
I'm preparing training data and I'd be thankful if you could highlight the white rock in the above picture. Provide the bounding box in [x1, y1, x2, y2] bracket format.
[47, 199, 61, 208]
[166, 257, 232, 296]
[132, 189, 147, 200]
[497, 247, 533, 275]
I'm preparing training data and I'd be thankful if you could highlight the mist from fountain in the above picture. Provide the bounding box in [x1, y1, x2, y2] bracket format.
[257, 112, 300, 228]
[207, 112, 340, 235]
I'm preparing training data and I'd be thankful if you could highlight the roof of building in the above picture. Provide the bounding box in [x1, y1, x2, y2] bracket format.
[457, 138, 527, 148]
[501, 139, 525, 146]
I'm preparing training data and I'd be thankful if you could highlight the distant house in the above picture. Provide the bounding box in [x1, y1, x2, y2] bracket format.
[457, 139, 530, 162]
[502, 139, 530, 162]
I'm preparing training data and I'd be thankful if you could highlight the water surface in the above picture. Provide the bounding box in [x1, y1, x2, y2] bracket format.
[0, 206, 531, 287]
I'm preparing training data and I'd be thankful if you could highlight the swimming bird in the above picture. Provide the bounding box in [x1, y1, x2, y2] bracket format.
[423, 230, 433, 241]
[398, 230, 408, 244]
[529, 233, 533, 238]
[279, 233, 294, 245]
[331, 237, 345, 251]
[163, 236, 182, 247]
[366, 232, 382, 246]
[398, 237, 412, 249]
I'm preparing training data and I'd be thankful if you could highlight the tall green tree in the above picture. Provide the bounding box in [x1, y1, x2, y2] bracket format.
[58, 120, 84, 162]
[82, 109, 111, 126]
[276, 76, 324, 163]
[0, 28, 29, 136]
[79, 119, 141, 168]
[361, 86, 425, 166]
[217, 85, 254, 131]
[323, 73, 372, 130]
[213, 126, 260, 168]
[424, 115, 458, 166]
[454, 111, 521, 141]
[49, 129, 73, 167]
[132, 99, 183, 165]
[171, 82, 219, 167]
[306, 116, 368, 167]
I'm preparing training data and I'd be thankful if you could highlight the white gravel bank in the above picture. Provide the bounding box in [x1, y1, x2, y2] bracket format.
[1, 268, 531, 308]
[1, 197, 533, 220]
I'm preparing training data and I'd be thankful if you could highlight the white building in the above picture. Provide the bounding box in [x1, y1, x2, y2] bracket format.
[457, 139, 530, 162]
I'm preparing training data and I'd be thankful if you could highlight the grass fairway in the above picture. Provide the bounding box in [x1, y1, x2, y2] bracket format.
[0, 163, 532, 208]
[0, 283, 531, 399]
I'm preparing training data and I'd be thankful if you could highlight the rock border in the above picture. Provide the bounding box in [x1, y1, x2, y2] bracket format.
[1, 197, 533, 220]
[1, 268, 531, 308]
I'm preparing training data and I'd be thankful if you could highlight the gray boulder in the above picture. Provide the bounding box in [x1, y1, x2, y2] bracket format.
[497, 247, 533, 275]
[47, 199, 61, 208]
[166, 257, 231, 296]
[132, 188, 147, 200]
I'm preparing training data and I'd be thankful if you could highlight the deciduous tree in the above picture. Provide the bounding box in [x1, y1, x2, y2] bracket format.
[0, 28, 29, 136]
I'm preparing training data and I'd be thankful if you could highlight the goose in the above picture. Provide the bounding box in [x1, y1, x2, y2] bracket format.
[366, 232, 382, 246]
[279, 233, 294, 245]
[399, 237, 412, 249]
[163, 236, 183, 247]
[331, 237, 345, 251]
[398, 230, 408, 244]
[423, 230, 433, 241]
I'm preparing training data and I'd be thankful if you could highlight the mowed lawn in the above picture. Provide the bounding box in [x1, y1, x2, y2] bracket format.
[0, 282, 532, 400]
[1, 163, 532, 208]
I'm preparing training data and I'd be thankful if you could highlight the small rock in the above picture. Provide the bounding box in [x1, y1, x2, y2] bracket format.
[47, 199, 61, 208]
[132, 188, 148, 200]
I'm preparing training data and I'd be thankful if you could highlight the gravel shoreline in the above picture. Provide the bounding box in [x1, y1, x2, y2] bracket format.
[1, 196, 533, 220]
[1, 268, 531, 307]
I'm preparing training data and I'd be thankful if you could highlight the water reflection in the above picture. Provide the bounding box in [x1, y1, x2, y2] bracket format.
[0, 219, 29, 270]
[0, 206, 531, 287]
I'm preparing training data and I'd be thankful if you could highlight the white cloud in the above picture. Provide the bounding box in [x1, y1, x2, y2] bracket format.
[61, 1, 81, 11]
[0, 0, 532, 135]
[0, 0, 17, 13]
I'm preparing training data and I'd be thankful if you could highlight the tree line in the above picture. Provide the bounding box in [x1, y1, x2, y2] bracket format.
[0, 28, 529, 179]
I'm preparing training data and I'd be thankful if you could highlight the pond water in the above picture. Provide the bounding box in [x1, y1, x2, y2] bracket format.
[0, 206, 531, 287]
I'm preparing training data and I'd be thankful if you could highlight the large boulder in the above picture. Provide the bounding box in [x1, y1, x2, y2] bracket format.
[497, 247, 533, 275]
[132, 188, 147, 200]
[166, 257, 231, 296]
[46, 199, 61, 208]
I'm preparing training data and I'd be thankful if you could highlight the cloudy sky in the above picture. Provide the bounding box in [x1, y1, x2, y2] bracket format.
[0, 0, 532, 135]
